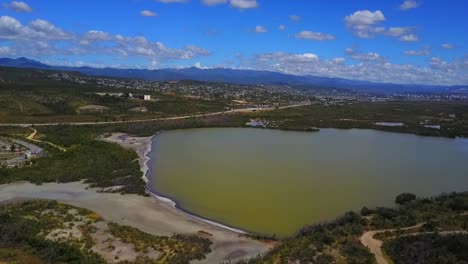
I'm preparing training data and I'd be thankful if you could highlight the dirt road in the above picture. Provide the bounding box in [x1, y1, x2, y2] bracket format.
[360, 223, 467, 264]
[0, 103, 309, 127]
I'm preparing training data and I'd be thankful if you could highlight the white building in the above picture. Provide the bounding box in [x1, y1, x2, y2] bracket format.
[144, 95, 151, 101]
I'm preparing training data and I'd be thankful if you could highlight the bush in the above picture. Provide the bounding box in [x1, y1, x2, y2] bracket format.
[395, 193, 417, 205]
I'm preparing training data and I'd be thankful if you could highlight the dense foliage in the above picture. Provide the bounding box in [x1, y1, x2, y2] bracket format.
[236, 192, 468, 264]
[395, 193, 417, 205]
[384, 234, 468, 264]
[0, 139, 145, 194]
[0, 200, 105, 264]
[253, 102, 468, 138]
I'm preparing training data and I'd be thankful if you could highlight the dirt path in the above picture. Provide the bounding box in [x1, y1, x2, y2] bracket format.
[0, 103, 309, 127]
[360, 224, 424, 264]
[360, 224, 468, 264]
[26, 128, 67, 152]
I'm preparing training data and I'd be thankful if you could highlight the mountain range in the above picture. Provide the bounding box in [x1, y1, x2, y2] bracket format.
[0, 57, 466, 95]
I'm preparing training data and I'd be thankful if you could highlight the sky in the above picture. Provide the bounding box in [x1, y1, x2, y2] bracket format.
[0, 0, 467, 85]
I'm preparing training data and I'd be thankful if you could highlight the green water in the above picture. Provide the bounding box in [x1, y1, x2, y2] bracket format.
[149, 128, 468, 237]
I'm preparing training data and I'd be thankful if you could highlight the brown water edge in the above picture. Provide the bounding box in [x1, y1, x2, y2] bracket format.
[148, 128, 468, 237]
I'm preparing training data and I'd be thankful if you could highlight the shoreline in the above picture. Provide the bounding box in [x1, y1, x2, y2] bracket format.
[0, 181, 273, 263]
[104, 132, 251, 235]
[140, 132, 249, 235]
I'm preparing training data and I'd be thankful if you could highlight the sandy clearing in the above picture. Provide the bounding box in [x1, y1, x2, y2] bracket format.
[0, 182, 273, 263]
[0, 131, 274, 263]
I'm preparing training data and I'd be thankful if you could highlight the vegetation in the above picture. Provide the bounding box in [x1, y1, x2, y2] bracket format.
[236, 192, 468, 264]
[0, 200, 213, 264]
[0, 67, 231, 124]
[0, 134, 145, 194]
[253, 101, 468, 138]
[384, 234, 468, 264]
[395, 192, 417, 205]
[0, 200, 106, 264]
[108, 223, 212, 263]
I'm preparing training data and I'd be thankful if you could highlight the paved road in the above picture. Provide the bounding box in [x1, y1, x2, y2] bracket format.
[1, 138, 44, 167]
[0, 104, 309, 127]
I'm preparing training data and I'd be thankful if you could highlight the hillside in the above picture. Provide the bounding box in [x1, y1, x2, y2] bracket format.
[1, 57, 467, 95]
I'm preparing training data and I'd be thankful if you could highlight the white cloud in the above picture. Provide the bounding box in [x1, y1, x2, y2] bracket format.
[278, 25, 286, 31]
[385, 27, 414, 37]
[255, 25, 267, 33]
[0, 15, 211, 66]
[202, 0, 227, 6]
[429, 56, 467, 73]
[399, 34, 419, 42]
[0, 16, 72, 40]
[3, 1, 32, 13]
[404, 46, 430, 56]
[345, 10, 385, 26]
[140, 10, 158, 17]
[344, 10, 386, 39]
[441, 43, 455, 49]
[82, 30, 110, 44]
[250, 51, 468, 85]
[289, 15, 301, 22]
[230, 0, 258, 9]
[400, 0, 420, 11]
[344, 10, 419, 41]
[345, 47, 386, 62]
[296, 30, 335, 41]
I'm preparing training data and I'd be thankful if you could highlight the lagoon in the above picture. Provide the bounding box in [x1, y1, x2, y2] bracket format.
[148, 128, 468, 237]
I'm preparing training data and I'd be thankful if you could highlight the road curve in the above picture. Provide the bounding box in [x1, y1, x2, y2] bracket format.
[360, 224, 424, 264]
[360, 223, 467, 264]
[0, 104, 309, 127]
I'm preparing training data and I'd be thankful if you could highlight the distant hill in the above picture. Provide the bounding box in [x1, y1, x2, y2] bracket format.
[0, 57, 466, 94]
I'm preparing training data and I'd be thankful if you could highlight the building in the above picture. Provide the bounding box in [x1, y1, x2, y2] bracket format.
[144, 95, 151, 101]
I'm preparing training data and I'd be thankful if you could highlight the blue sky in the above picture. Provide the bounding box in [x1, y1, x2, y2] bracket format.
[0, 0, 467, 85]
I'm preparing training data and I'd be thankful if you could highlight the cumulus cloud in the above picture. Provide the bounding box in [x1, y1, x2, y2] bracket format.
[0, 15, 211, 66]
[345, 10, 385, 26]
[0, 16, 72, 40]
[202, 0, 227, 6]
[296, 30, 335, 41]
[140, 10, 158, 17]
[344, 10, 419, 41]
[344, 10, 386, 38]
[230, 0, 258, 9]
[3, 1, 32, 13]
[399, 34, 418, 42]
[255, 25, 267, 33]
[278, 25, 286, 31]
[249, 51, 467, 85]
[404, 46, 430, 56]
[289, 15, 301, 22]
[400, 0, 420, 11]
[345, 47, 386, 62]
[385, 27, 414, 37]
[442, 43, 455, 49]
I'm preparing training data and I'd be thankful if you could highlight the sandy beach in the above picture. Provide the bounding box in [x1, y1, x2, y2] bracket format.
[0, 133, 274, 263]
